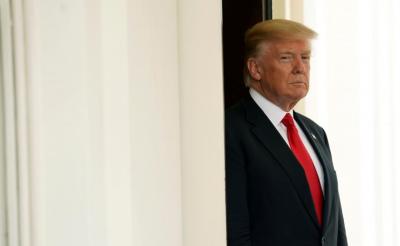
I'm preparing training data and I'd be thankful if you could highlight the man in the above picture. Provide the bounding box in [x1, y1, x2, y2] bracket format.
[225, 19, 348, 246]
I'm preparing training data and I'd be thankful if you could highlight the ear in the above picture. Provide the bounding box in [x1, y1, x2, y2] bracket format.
[247, 58, 262, 81]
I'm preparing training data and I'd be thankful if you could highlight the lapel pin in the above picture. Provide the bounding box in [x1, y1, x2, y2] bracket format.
[311, 133, 317, 140]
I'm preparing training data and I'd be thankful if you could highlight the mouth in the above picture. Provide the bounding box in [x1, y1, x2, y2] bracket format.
[289, 81, 307, 85]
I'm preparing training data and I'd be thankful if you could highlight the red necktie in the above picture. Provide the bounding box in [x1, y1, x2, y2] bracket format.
[281, 113, 323, 226]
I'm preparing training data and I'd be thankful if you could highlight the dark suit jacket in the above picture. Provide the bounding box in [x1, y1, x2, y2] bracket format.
[225, 95, 347, 246]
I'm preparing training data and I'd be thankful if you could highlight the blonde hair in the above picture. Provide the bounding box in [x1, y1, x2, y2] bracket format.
[243, 19, 318, 86]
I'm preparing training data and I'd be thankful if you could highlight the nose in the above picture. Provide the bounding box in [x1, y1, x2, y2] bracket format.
[292, 56, 306, 74]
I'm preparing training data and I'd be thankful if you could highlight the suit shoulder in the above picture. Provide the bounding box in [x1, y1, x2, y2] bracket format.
[225, 98, 254, 138]
[225, 99, 247, 122]
[295, 112, 331, 148]
[295, 112, 324, 132]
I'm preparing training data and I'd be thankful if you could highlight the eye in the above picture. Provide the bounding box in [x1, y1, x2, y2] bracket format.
[301, 55, 311, 61]
[280, 54, 293, 63]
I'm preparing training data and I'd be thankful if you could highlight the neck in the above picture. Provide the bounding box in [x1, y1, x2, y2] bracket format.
[250, 86, 297, 112]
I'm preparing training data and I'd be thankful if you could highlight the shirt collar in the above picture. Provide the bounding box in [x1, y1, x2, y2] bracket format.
[249, 88, 293, 127]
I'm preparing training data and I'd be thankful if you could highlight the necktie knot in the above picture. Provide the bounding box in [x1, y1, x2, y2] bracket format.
[282, 113, 295, 128]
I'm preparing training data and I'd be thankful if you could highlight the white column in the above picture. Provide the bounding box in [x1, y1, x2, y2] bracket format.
[21, 0, 183, 245]
[178, 0, 226, 245]
[1, 0, 20, 245]
[12, 0, 226, 245]
[126, 0, 183, 245]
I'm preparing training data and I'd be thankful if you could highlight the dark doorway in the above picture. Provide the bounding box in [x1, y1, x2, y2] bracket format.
[222, 0, 272, 108]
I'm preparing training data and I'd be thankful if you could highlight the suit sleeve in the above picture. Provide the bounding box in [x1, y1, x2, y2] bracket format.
[225, 119, 252, 246]
[322, 130, 348, 246]
[337, 197, 348, 246]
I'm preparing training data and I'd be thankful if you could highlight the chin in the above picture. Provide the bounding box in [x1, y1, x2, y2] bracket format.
[290, 90, 308, 101]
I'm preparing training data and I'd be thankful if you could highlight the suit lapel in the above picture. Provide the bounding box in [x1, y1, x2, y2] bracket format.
[294, 112, 335, 231]
[244, 98, 320, 229]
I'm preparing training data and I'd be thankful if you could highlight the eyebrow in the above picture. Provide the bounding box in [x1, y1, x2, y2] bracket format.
[279, 51, 311, 55]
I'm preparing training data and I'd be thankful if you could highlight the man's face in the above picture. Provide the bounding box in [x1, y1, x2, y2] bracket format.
[248, 39, 311, 111]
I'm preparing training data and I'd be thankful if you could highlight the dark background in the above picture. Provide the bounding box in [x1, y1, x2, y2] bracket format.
[222, 0, 272, 108]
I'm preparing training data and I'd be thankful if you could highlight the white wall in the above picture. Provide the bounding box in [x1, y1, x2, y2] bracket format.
[303, 1, 400, 245]
[10, 0, 225, 245]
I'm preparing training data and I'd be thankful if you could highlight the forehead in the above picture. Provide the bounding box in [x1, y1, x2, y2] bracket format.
[264, 39, 311, 54]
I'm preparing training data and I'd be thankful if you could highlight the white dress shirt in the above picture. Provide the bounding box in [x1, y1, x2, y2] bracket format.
[249, 88, 325, 193]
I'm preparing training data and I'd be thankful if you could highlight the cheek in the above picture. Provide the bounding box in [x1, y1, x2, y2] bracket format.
[305, 66, 311, 76]
[269, 67, 289, 80]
